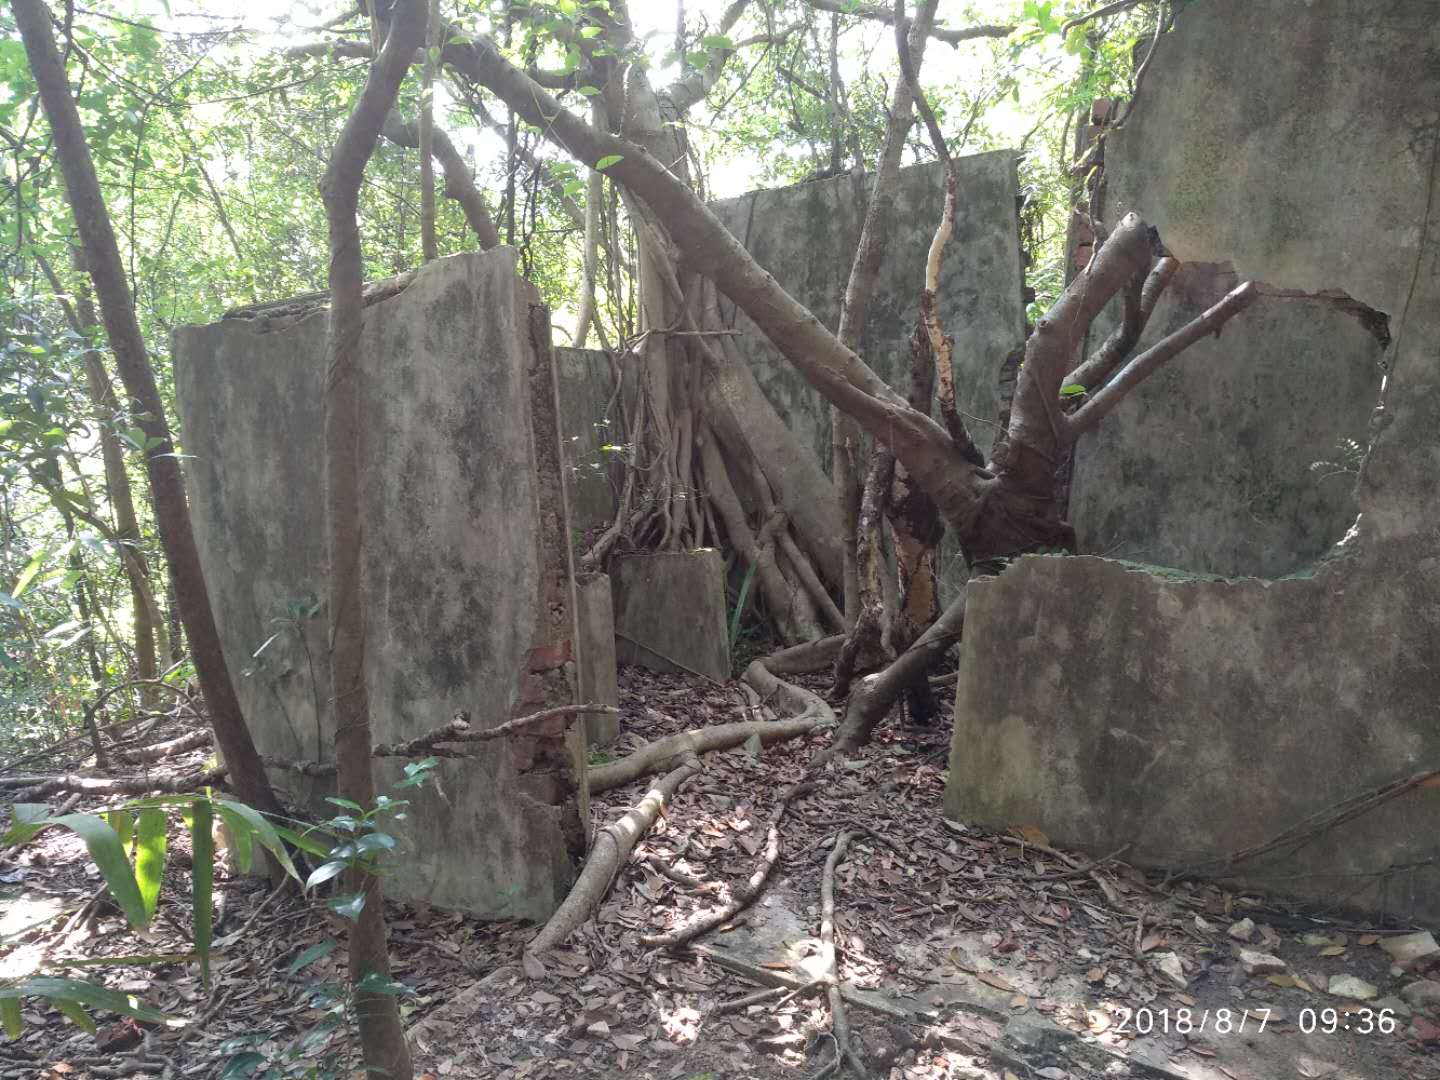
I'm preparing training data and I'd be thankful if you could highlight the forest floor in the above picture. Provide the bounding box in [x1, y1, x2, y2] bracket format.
[1, 665, 1437, 1080]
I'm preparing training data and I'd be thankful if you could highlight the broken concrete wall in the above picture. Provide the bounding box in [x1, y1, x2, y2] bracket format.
[551, 155, 1027, 576]
[710, 153, 1026, 467]
[175, 250, 588, 920]
[947, 0, 1440, 921]
[554, 346, 621, 533]
[612, 550, 731, 683]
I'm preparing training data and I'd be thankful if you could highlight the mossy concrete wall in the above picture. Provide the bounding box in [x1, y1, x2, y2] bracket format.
[174, 250, 589, 920]
[947, 0, 1440, 921]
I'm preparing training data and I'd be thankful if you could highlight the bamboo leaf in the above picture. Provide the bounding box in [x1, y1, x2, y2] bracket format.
[134, 808, 167, 920]
[52, 814, 147, 928]
[53, 999, 96, 1034]
[213, 805, 253, 875]
[0, 977, 168, 1024]
[0, 998, 20, 1040]
[190, 798, 214, 987]
[215, 799, 298, 880]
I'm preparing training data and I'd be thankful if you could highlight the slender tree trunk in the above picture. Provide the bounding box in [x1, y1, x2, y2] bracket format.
[418, 0, 438, 262]
[74, 271, 161, 693]
[34, 246, 165, 690]
[14, 0, 280, 815]
[320, 1, 424, 1075]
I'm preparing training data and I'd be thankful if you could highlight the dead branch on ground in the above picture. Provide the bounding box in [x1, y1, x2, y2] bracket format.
[641, 781, 819, 949]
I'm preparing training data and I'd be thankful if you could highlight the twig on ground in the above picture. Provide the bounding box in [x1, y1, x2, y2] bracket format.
[642, 781, 819, 949]
[818, 829, 871, 1079]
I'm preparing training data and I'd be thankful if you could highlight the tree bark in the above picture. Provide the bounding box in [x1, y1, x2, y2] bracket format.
[13, 0, 280, 817]
[320, 1, 425, 1075]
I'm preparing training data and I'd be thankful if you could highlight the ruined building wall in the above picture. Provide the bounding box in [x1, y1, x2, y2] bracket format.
[945, 0, 1440, 921]
[175, 250, 588, 920]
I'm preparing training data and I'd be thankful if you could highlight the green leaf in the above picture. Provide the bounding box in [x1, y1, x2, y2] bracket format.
[0, 998, 20, 1040]
[0, 977, 168, 1024]
[11, 545, 51, 598]
[355, 832, 396, 854]
[285, 940, 338, 975]
[2, 803, 51, 846]
[51, 814, 147, 928]
[328, 892, 365, 920]
[53, 999, 96, 1035]
[213, 799, 298, 881]
[270, 823, 334, 860]
[133, 809, 167, 921]
[701, 34, 734, 50]
[305, 860, 348, 890]
[220, 1051, 266, 1079]
[190, 798, 214, 987]
[594, 154, 623, 170]
[729, 559, 759, 651]
[105, 809, 134, 852]
[579, 26, 602, 39]
[1059, 383, 1087, 397]
[213, 805, 253, 875]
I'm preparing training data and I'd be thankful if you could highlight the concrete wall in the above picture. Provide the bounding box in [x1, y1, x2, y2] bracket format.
[1065, 6, 1410, 578]
[174, 250, 588, 920]
[946, 0, 1440, 921]
[710, 153, 1026, 466]
[554, 346, 620, 533]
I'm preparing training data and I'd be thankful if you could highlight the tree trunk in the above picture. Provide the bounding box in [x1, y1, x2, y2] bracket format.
[14, 0, 281, 817]
[74, 269, 162, 693]
[321, 1, 424, 1076]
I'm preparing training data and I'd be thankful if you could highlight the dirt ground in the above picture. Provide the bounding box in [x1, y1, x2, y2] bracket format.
[2, 665, 1437, 1079]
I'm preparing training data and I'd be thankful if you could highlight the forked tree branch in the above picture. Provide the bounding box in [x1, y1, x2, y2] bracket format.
[1067, 280, 1258, 437]
[381, 112, 501, 248]
[1064, 255, 1178, 392]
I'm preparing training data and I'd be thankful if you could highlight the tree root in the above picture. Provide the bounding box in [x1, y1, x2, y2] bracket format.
[588, 718, 819, 794]
[833, 586, 968, 753]
[818, 829, 870, 1079]
[760, 635, 845, 676]
[526, 754, 700, 956]
[641, 781, 818, 949]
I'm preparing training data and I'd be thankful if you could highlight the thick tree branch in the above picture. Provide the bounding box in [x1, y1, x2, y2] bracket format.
[1064, 254, 1177, 392]
[380, 112, 500, 248]
[665, 0, 752, 114]
[13, 0, 282, 819]
[439, 29, 992, 538]
[1068, 281, 1259, 437]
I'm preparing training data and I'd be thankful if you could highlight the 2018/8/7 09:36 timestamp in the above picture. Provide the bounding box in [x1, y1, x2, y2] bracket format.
[1111, 1007, 1400, 1036]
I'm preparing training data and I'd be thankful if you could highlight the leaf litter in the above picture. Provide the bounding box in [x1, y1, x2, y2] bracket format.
[0, 666, 1436, 1079]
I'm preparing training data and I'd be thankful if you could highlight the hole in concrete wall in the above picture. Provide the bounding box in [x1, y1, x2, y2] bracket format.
[1068, 266, 1391, 580]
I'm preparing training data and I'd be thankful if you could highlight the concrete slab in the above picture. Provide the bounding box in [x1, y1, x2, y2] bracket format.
[574, 572, 619, 746]
[611, 549, 730, 683]
[174, 249, 588, 920]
